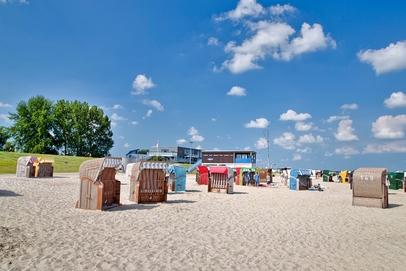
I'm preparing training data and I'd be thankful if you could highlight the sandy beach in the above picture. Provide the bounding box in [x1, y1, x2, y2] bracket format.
[1, 173, 406, 271]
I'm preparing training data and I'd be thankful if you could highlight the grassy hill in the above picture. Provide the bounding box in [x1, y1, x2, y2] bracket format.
[0, 151, 95, 174]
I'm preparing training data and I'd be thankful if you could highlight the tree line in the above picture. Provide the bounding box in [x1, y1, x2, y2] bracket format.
[1, 95, 114, 157]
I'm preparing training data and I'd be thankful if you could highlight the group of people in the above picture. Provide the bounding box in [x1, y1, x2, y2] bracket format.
[245, 171, 261, 187]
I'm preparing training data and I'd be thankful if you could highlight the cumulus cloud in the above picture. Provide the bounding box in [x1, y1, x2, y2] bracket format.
[334, 119, 359, 141]
[212, 118, 216, 121]
[372, 115, 406, 139]
[176, 139, 187, 145]
[334, 147, 359, 156]
[325, 115, 350, 123]
[110, 113, 127, 121]
[217, 20, 335, 73]
[227, 86, 246, 96]
[255, 137, 268, 149]
[280, 110, 311, 121]
[131, 74, 156, 95]
[110, 121, 117, 127]
[112, 104, 124, 110]
[188, 127, 205, 142]
[341, 103, 358, 110]
[123, 143, 131, 148]
[297, 133, 323, 144]
[131, 121, 138, 125]
[244, 118, 269, 128]
[324, 152, 333, 157]
[297, 147, 312, 153]
[146, 110, 153, 117]
[142, 99, 164, 111]
[273, 132, 295, 150]
[208, 37, 219, 46]
[215, 0, 265, 22]
[295, 121, 313, 131]
[384, 92, 406, 108]
[357, 41, 406, 75]
[269, 4, 296, 15]
[0, 102, 12, 108]
[292, 154, 302, 161]
[363, 140, 406, 153]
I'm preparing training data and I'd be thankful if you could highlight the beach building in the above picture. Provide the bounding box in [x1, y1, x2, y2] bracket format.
[122, 147, 202, 171]
[201, 150, 256, 169]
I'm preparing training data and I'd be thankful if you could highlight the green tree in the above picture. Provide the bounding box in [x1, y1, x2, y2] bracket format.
[8, 95, 57, 154]
[53, 100, 113, 157]
[0, 126, 9, 149]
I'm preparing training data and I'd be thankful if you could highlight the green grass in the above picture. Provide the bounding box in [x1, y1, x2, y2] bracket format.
[0, 152, 198, 174]
[0, 151, 95, 174]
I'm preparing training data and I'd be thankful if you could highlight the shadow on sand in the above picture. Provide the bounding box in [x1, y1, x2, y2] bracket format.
[0, 190, 21, 197]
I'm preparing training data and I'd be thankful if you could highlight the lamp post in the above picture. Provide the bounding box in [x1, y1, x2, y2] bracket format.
[189, 141, 193, 165]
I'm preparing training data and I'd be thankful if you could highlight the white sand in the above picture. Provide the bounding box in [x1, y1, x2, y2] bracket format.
[1, 173, 406, 271]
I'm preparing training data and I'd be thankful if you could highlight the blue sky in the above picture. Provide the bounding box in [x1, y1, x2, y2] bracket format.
[1, 0, 406, 171]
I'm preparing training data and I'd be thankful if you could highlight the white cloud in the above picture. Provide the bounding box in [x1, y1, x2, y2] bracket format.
[334, 119, 359, 141]
[341, 103, 358, 110]
[372, 115, 406, 139]
[363, 140, 406, 153]
[298, 133, 323, 144]
[146, 110, 153, 117]
[295, 121, 313, 131]
[212, 118, 216, 121]
[255, 137, 268, 149]
[324, 152, 333, 157]
[177, 139, 187, 145]
[269, 4, 296, 15]
[384, 92, 406, 108]
[99, 106, 109, 111]
[297, 147, 312, 153]
[123, 143, 131, 148]
[325, 115, 350, 123]
[191, 135, 205, 142]
[0, 102, 12, 108]
[292, 154, 302, 161]
[131, 74, 156, 95]
[142, 99, 164, 111]
[111, 121, 117, 127]
[111, 113, 127, 121]
[244, 118, 269, 128]
[208, 37, 219, 46]
[334, 147, 359, 156]
[131, 121, 138, 125]
[280, 110, 311, 121]
[279, 23, 336, 61]
[227, 86, 246, 96]
[1, 0, 28, 4]
[0, 113, 11, 123]
[215, 0, 265, 22]
[118, 135, 124, 139]
[273, 132, 295, 150]
[243, 146, 251, 150]
[219, 21, 335, 73]
[112, 104, 124, 110]
[357, 41, 406, 75]
[188, 127, 199, 136]
[188, 127, 205, 142]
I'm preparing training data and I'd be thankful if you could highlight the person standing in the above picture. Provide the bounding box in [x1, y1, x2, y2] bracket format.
[254, 172, 260, 187]
[283, 168, 288, 186]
